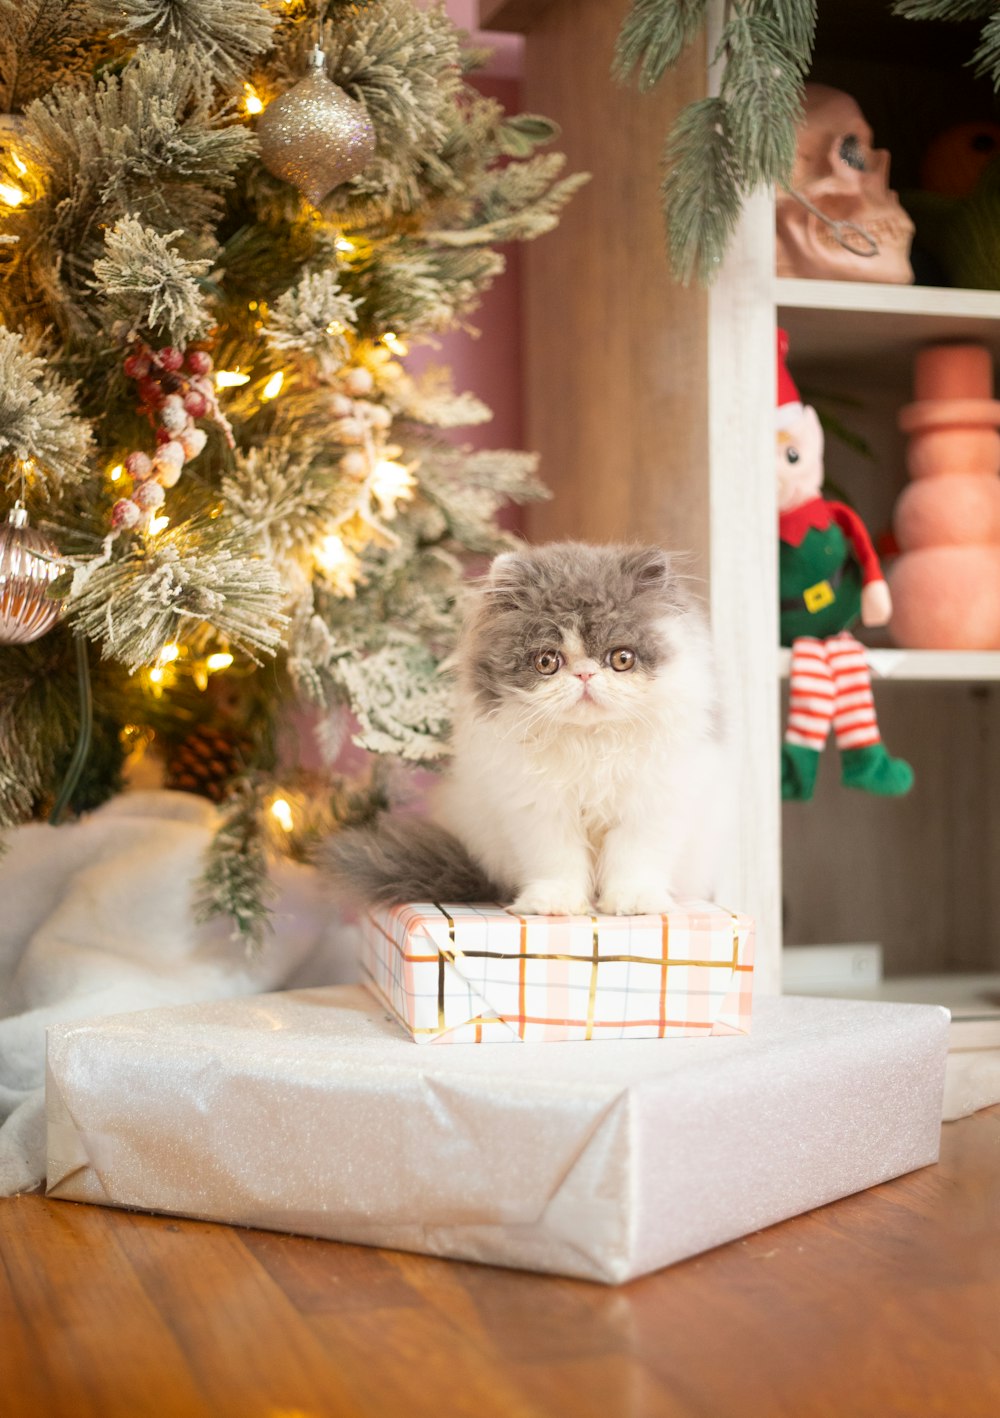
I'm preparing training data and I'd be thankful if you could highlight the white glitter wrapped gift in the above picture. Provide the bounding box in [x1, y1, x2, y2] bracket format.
[361, 900, 754, 1043]
[46, 987, 948, 1283]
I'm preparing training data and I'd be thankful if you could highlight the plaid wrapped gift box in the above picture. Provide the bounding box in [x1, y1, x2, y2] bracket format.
[360, 900, 754, 1043]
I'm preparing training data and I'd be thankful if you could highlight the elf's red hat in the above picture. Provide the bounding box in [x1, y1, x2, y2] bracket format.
[776, 328, 803, 430]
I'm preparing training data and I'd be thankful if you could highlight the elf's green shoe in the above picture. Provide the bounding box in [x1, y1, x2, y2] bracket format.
[781, 742, 821, 801]
[840, 743, 914, 797]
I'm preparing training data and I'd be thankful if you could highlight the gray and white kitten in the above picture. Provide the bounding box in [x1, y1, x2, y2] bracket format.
[325, 542, 725, 914]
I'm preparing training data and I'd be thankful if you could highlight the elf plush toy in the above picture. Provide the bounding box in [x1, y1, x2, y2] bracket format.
[777, 329, 914, 801]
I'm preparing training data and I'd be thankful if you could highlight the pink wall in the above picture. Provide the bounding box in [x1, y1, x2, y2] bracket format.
[407, 4, 527, 506]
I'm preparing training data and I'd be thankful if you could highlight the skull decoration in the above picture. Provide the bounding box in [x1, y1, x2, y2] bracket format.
[776, 84, 914, 284]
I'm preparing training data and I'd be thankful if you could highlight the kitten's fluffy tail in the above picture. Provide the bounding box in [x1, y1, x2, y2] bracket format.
[320, 816, 500, 907]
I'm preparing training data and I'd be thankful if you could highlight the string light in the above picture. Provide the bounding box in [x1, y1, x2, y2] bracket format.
[371, 458, 416, 514]
[10, 151, 26, 176]
[261, 370, 284, 400]
[157, 643, 180, 665]
[243, 83, 264, 116]
[0, 182, 25, 207]
[148, 513, 169, 535]
[148, 667, 164, 685]
[334, 236, 355, 254]
[109, 464, 124, 482]
[382, 332, 408, 356]
[206, 651, 234, 672]
[316, 533, 351, 573]
[270, 798, 294, 832]
[215, 369, 251, 388]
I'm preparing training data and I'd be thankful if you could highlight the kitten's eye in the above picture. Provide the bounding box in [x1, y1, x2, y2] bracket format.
[608, 648, 636, 672]
[785, 447, 800, 464]
[533, 649, 562, 676]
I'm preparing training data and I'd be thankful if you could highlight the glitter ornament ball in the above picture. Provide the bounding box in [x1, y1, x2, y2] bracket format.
[256, 48, 376, 206]
[0, 503, 62, 644]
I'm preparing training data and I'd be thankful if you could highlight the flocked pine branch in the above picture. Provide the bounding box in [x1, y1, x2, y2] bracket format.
[0, 327, 91, 495]
[4, 47, 253, 337]
[266, 268, 360, 370]
[81, 0, 277, 91]
[0, 1, 99, 113]
[68, 519, 288, 672]
[92, 216, 213, 346]
[194, 779, 276, 952]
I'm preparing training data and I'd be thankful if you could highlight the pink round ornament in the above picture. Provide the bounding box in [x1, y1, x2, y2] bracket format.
[125, 450, 153, 481]
[112, 498, 142, 530]
[180, 427, 207, 460]
[185, 350, 212, 376]
[133, 479, 166, 511]
[123, 351, 151, 380]
[157, 439, 186, 467]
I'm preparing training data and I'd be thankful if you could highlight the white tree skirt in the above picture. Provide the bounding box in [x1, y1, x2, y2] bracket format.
[0, 790, 360, 1195]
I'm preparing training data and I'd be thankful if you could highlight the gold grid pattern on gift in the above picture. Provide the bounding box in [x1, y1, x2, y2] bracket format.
[361, 902, 754, 1045]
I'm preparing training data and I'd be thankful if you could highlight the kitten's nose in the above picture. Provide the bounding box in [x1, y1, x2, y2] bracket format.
[575, 670, 596, 682]
[571, 660, 600, 682]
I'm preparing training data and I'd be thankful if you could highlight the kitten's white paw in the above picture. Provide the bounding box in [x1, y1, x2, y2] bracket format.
[512, 881, 593, 917]
[597, 883, 677, 917]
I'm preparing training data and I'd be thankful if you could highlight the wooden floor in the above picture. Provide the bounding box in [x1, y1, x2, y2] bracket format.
[2, 1107, 999, 1418]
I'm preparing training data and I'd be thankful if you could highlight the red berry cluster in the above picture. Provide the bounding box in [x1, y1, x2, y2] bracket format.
[111, 344, 234, 533]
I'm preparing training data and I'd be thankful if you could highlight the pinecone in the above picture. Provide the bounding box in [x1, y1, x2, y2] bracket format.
[165, 724, 251, 803]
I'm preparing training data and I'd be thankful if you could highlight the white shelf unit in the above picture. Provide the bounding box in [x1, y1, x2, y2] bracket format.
[759, 7, 1000, 1050]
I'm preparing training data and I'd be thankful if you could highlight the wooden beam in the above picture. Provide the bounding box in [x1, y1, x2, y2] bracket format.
[477, 0, 556, 32]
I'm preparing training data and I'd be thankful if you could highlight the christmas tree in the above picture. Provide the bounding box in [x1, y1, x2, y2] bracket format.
[0, 0, 585, 944]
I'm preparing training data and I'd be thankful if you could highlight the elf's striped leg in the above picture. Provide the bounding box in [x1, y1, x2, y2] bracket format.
[782, 637, 833, 801]
[829, 631, 880, 750]
[829, 632, 914, 796]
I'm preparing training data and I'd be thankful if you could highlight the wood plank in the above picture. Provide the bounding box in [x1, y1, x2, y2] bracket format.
[2, 1107, 999, 1417]
[0, 1195, 213, 1418]
[516, 0, 710, 573]
[106, 1207, 362, 1416]
[477, 0, 556, 31]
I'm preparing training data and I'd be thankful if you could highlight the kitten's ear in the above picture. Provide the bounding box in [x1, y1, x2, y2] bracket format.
[624, 547, 673, 590]
[483, 551, 529, 609]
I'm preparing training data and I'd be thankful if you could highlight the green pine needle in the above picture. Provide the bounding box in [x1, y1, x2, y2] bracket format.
[613, 0, 709, 93]
[662, 97, 743, 285]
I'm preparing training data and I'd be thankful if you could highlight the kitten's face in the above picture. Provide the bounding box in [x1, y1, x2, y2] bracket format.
[467, 543, 688, 728]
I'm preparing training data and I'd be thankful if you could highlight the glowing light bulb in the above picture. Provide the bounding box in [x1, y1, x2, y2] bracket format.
[158, 643, 180, 665]
[148, 513, 169, 535]
[0, 182, 25, 207]
[109, 464, 124, 482]
[271, 798, 294, 832]
[316, 533, 349, 572]
[215, 369, 251, 389]
[206, 651, 234, 672]
[371, 459, 416, 515]
[243, 83, 264, 116]
[261, 370, 284, 400]
[10, 151, 26, 176]
[382, 332, 408, 356]
[148, 667, 164, 685]
[334, 236, 355, 254]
